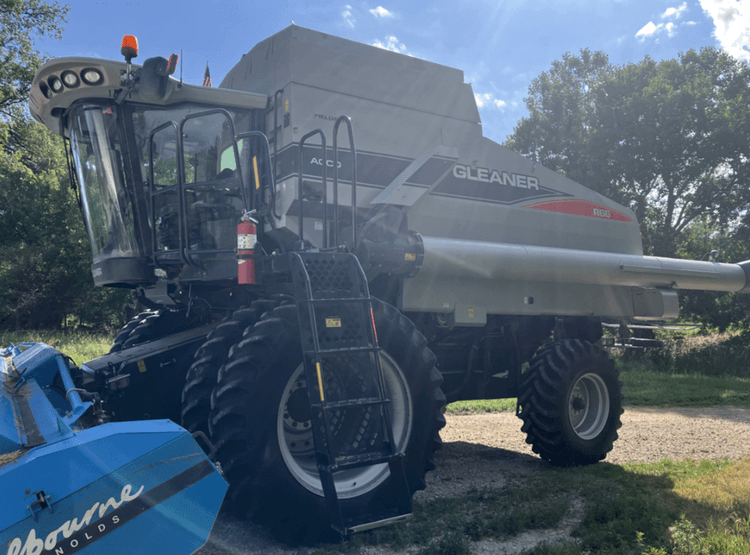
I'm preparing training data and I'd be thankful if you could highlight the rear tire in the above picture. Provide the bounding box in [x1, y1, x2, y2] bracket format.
[109, 310, 156, 352]
[517, 339, 622, 466]
[109, 308, 200, 352]
[208, 300, 445, 543]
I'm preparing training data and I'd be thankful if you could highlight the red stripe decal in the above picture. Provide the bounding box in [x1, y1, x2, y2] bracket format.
[522, 199, 632, 222]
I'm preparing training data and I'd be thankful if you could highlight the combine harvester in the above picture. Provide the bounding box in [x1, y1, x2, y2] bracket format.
[17, 26, 750, 541]
[0, 343, 227, 554]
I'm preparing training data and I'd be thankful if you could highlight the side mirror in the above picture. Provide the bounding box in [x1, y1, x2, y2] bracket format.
[139, 54, 178, 101]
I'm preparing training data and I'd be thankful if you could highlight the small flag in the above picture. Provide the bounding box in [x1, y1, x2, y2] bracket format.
[203, 62, 212, 87]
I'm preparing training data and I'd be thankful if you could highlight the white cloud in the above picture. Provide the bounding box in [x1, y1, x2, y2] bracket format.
[372, 36, 409, 54]
[369, 6, 394, 18]
[661, 2, 688, 18]
[699, 0, 750, 61]
[474, 93, 507, 110]
[342, 4, 355, 28]
[635, 18, 682, 40]
[636, 21, 662, 39]
[636, 2, 693, 42]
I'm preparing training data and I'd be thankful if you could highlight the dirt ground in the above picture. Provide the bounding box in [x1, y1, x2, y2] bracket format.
[437, 405, 750, 471]
[196, 407, 750, 555]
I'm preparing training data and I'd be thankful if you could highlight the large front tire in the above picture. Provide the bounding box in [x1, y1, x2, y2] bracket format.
[208, 300, 445, 543]
[181, 298, 288, 439]
[517, 339, 623, 466]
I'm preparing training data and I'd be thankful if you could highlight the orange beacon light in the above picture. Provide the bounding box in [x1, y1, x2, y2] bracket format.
[121, 35, 139, 63]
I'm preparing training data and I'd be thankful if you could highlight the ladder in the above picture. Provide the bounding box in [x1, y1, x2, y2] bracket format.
[290, 251, 412, 534]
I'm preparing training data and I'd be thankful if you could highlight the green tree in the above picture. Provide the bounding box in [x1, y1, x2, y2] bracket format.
[0, 0, 68, 121]
[0, 119, 81, 327]
[0, 0, 130, 330]
[507, 47, 750, 258]
[669, 217, 750, 330]
[505, 48, 612, 188]
[0, 116, 129, 329]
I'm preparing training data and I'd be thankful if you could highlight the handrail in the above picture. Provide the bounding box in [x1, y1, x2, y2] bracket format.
[178, 109, 241, 267]
[298, 129, 327, 248]
[148, 120, 189, 266]
[235, 130, 275, 223]
[332, 116, 357, 249]
[271, 89, 283, 220]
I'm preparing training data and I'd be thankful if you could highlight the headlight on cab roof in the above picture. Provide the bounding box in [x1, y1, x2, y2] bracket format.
[47, 75, 63, 93]
[81, 68, 104, 86]
[61, 70, 80, 88]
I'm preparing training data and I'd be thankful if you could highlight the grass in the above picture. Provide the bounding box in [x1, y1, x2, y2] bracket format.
[314, 473, 572, 554]
[312, 459, 750, 555]
[446, 397, 517, 414]
[620, 369, 750, 407]
[0, 329, 113, 365]
[615, 329, 750, 407]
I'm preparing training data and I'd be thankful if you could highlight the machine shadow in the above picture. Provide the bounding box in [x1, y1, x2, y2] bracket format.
[197, 437, 745, 552]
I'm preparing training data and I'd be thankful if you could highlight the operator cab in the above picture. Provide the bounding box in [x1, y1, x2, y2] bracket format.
[29, 37, 272, 289]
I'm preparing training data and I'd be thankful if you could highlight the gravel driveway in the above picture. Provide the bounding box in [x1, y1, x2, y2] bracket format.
[195, 406, 750, 555]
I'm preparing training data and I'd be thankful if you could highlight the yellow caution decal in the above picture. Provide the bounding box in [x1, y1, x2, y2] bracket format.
[253, 156, 260, 190]
[316, 362, 325, 402]
[325, 318, 342, 328]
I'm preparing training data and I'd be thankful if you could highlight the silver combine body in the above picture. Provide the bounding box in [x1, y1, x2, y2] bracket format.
[222, 26, 749, 321]
[26, 25, 750, 541]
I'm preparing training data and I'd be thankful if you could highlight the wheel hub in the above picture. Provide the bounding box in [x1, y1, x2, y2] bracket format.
[570, 395, 586, 413]
[568, 373, 610, 440]
[286, 383, 312, 424]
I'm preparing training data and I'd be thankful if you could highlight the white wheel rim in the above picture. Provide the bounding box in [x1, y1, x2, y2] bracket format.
[568, 373, 609, 440]
[277, 352, 412, 499]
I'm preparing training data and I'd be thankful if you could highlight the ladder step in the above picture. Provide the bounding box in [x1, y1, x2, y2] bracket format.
[327, 450, 396, 471]
[304, 346, 380, 356]
[301, 297, 370, 305]
[318, 396, 390, 411]
[345, 513, 412, 535]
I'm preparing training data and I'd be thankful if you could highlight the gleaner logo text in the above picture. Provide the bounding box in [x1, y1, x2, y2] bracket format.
[452, 164, 540, 190]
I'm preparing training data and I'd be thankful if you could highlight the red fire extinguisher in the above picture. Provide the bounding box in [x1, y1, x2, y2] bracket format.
[237, 213, 258, 284]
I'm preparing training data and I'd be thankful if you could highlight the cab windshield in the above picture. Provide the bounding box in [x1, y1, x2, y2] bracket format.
[70, 102, 255, 265]
[70, 105, 137, 262]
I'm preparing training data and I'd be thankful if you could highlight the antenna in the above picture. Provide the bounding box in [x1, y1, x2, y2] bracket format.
[179, 49, 183, 87]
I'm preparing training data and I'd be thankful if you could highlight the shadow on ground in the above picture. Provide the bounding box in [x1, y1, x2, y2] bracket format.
[196, 439, 746, 554]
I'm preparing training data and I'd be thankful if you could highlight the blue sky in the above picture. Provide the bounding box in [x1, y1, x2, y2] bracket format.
[36, 0, 750, 143]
